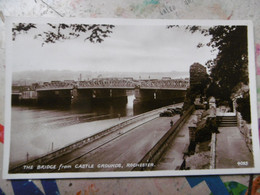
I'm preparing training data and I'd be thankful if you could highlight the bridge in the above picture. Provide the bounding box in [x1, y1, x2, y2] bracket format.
[31, 78, 189, 106]
[12, 78, 189, 106]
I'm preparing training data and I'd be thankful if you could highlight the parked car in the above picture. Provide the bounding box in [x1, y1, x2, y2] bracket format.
[174, 107, 183, 114]
[159, 110, 173, 117]
[167, 108, 176, 114]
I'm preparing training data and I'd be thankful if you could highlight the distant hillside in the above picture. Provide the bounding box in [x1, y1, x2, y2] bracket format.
[12, 70, 189, 85]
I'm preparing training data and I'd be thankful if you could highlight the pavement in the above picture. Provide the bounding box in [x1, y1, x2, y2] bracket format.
[215, 126, 254, 169]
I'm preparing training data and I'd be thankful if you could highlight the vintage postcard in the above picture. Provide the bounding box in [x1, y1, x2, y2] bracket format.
[3, 17, 260, 179]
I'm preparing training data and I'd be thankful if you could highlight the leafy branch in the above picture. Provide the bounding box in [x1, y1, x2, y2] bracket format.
[12, 23, 115, 46]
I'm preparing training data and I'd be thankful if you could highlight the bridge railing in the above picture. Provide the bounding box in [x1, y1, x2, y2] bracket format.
[77, 79, 135, 88]
[36, 83, 74, 91]
[139, 79, 189, 89]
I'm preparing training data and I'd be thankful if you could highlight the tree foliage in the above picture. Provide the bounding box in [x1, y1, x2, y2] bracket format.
[207, 26, 248, 101]
[12, 23, 115, 46]
[12, 23, 37, 40]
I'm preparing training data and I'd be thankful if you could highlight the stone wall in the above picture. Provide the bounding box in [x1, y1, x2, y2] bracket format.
[237, 112, 253, 152]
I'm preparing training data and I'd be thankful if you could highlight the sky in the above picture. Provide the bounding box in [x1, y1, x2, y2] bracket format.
[10, 22, 218, 74]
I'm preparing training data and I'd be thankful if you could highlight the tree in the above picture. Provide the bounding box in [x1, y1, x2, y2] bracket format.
[207, 26, 248, 102]
[12, 23, 115, 46]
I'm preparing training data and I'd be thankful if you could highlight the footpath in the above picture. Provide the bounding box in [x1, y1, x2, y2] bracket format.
[215, 126, 254, 169]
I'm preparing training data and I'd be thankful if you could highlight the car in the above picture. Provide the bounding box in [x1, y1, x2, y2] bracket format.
[167, 108, 176, 114]
[159, 110, 173, 117]
[173, 107, 183, 114]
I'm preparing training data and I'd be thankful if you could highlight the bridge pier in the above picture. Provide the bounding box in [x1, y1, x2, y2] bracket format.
[12, 93, 21, 105]
[71, 88, 92, 106]
[133, 88, 186, 114]
[72, 88, 128, 106]
[37, 89, 72, 106]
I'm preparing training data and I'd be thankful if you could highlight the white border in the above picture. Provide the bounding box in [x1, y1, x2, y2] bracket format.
[3, 17, 260, 179]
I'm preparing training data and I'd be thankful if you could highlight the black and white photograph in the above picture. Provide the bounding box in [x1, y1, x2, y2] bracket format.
[3, 18, 260, 179]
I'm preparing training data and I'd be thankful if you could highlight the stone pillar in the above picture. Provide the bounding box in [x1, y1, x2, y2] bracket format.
[189, 125, 196, 142]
